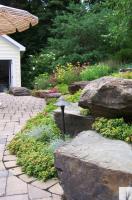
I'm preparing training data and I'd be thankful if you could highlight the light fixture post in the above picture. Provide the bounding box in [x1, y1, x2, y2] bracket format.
[55, 97, 70, 140]
[61, 105, 65, 140]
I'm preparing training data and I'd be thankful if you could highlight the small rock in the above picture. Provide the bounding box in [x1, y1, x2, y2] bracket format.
[9, 87, 31, 96]
[69, 81, 89, 94]
[119, 68, 132, 72]
[35, 90, 61, 99]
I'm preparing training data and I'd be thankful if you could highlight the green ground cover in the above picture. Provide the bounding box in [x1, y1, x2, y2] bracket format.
[8, 101, 63, 181]
[93, 118, 132, 142]
[7, 89, 87, 181]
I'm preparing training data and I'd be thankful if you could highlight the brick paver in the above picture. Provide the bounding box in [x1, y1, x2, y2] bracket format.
[0, 93, 63, 200]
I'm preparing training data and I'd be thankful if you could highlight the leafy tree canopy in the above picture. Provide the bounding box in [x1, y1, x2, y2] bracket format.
[0, 0, 131, 87]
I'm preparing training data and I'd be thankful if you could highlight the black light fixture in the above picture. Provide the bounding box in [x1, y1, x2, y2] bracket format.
[55, 97, 70, 140]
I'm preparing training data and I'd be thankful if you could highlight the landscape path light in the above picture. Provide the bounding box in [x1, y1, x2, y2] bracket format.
[55, 97, 70, 140]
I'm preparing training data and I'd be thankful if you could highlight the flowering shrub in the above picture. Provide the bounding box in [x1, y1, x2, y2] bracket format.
[34, 73, 50, 90]
[48, 88, 59, 93]
[55, 63, 81, 85]
[30, 51, 56, 75]
[33, 63, 83, 89]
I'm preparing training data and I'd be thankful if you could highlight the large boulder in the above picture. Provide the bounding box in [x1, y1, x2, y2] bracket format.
[79, 77, 132, 119]
[9, 87, 31, 96]
[54, 103, 94, 136]
[55, 131, 132, 200]
[68, 81, 89, 94]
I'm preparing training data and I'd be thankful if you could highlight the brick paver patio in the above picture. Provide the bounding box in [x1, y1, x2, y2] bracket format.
[0, 93, 63, 200]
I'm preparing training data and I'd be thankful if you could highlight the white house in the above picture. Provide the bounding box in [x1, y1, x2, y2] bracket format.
[0, 35, 25, 92]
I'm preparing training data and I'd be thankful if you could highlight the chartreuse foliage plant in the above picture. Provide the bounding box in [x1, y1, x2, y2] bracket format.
[44, 98, 57, 113]
[56, 84, 69, 94]
[64, 90, 82, 103]
[112, 72, 132, 79]
[92, 118, 132, 142]
[79, 108, 91, 116]
[8, 102, 62, 181]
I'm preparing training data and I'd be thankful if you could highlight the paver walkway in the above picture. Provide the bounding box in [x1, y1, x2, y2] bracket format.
[0, 93, 63, 200]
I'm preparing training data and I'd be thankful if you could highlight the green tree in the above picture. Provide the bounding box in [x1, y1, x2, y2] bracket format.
[102, 0, 132, 62]
[1, 0, 131, 87]
[47, 3, 109, 65]
[0, 0, 78, 87]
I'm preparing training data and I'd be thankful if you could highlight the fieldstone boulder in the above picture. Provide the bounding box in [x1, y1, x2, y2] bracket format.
[55, 131, 132, 200]
[45, 93, 61, 98]
[34, 90, 61, 99]
[79, 77, 132, 119]
[69, 81, 89, 94]
[9, 87, 31, 96]
[54, 103, 94, 136]
[120, 68, 132, 72]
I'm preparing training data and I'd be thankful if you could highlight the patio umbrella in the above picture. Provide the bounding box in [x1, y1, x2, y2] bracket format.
[0, 4, 38, 35]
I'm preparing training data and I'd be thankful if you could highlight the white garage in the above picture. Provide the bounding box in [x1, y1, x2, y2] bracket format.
[0, 35, 25, 92]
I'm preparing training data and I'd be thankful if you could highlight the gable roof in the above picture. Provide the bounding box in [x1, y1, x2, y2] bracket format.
[0, 35, 26, 52]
